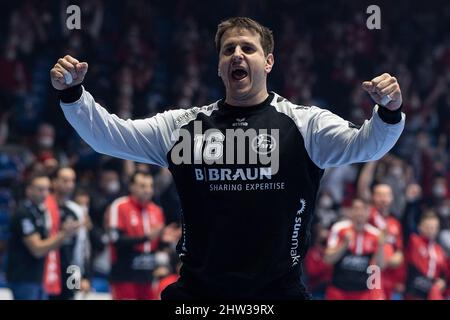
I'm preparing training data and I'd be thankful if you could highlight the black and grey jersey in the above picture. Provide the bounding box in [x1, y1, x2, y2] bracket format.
[61, 86, 404, 298]
[7, 200, 48, 283]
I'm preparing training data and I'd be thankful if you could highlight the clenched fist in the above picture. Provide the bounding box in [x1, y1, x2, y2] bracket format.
[362, 73, 402, 111]
[50, 55, 88, 91]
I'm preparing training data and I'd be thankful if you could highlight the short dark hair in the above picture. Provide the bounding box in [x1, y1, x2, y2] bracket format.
[215, 17, 274, 56]
[74, 187, 90, 198]
[50, 166, 75, 181]
[25, 172, 50, 188]
[129, 171, 152, 185]
[352, 197, 369, 204]
[420, 210, 439, 224]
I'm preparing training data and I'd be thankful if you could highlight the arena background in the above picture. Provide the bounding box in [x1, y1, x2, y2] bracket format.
[0, 0, 449, 300]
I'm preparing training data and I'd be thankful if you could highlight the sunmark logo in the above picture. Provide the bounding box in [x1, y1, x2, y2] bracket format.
[290, 199, 306, 266]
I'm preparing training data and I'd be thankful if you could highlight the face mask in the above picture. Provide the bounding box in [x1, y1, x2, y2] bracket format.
[390, 166, 403, 178]
[155, 251, 170, 266]
[319, 196, 333, 209]
[438, 206, 450, 218]
[38, 137, 54, 148]
[106, 180, 120, 194]
[80, 205, 89, 214]
[433, 185, 446, 198]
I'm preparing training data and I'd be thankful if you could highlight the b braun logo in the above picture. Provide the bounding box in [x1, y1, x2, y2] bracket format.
[251, 134, 276, 155]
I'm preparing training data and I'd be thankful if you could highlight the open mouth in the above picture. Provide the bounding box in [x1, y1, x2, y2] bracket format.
[231, 68, 248, 81]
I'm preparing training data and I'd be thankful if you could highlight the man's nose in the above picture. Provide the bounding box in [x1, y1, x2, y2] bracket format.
[232, 46, 244, 61]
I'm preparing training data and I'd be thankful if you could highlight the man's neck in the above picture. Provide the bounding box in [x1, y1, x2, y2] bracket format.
[354, 223, 365, 232]
[29, 198, 44, 208]
[375, 206, 389, 217]
[225, 90, 269, 107]
[55, 193, 68, 204]
[130, 195, 148, 208]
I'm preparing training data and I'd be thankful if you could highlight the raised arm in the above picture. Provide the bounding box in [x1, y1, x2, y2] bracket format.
[50, 55, 183, 167]
[292, 73, 405, 169]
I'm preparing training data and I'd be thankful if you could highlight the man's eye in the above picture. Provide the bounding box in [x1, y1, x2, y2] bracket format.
[224, 47, 234, 55]
[243, 46, 255, 53]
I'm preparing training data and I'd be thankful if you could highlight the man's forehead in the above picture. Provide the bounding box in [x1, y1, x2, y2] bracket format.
[136, 174, 153, 182]
[57, 171, 75, 181]
[221, 28, 260, 45]
[33, 178, 50, 186]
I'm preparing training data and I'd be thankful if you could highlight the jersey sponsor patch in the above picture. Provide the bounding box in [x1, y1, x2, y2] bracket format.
[110, 229, 119, 242]
[132, 253, 156, 270]
[348, 121, 362, 129]
[340, 255, 371, 272]
[276, 96, 287, 103]
[21, 218, 36, 235]
[294, 106, 310, 110]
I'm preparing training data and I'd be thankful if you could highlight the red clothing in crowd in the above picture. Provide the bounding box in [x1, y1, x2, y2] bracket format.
[405, 234, 448, 300]
[304, 245, 332, 292]
[325, 220, 384, 300]
[107, 196, 165, 300]
[43, 195, 62, 295]
[154, 274, 179, 300]
[369, 207, 406, 299]
[110, 282, 154, 300]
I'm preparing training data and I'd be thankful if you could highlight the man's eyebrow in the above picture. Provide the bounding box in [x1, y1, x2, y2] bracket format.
[222, 41, 257, 48]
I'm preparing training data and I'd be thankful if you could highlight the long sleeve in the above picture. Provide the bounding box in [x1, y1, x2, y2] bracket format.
[109, 228, 148, 248]
[273, 94, 405, 169]
[60, 86, 186, 167]
[301, 105, 405, 169]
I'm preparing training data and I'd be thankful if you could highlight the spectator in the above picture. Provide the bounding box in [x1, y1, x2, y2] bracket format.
[106, 171, 165, 300]
[324, 198, 385, 300]
[368, 183, 405, 299]
[404, 211, 448, 300]
[6, 173, 78, 300]
[45, 167, 90, 300]
[31, 123, 67, 174]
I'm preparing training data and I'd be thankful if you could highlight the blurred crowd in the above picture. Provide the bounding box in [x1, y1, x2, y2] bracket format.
[0, 0, 450, 299]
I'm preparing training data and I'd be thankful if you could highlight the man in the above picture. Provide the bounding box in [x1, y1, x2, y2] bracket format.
[6, 173, 79, 300]
[50, 17, 405, 299]
[87, 168, 122, 277]
[106, 171, 165, 300]
[369, 183, 405, 299]
[324, 198, 385, 300]
[404, 211, 447, 300]
[45, 167, 90, 300]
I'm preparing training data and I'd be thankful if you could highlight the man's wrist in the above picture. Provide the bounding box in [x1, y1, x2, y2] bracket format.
[377, 104, 403, 124]
[58, 84, 82, 103]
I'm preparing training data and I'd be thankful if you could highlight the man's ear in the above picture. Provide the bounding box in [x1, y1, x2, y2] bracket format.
[265, 53, 274, 74]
